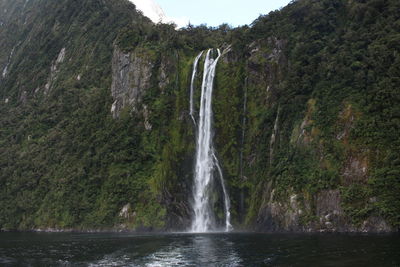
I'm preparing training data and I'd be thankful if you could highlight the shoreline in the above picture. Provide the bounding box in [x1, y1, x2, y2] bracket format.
[1, 227, 397, 234]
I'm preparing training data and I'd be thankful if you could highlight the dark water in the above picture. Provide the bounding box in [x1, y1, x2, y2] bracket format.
[0, 232, 399, 266]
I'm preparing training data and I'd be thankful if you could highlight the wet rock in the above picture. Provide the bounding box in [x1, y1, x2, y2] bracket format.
[158, 58, 169, 91]
[19, 90, 28, 104]
[119, 203, 136, 221]
[269, 108, 280, 164]
[110, 47, 154, 118]
[44, 47, 66, 95]
[336, 103, 357, 142]
[292, 99, 317, 146]
[257, 187, 307, 232]
[315, 190, 347, 232]
[342, 153, 369, 184]
[361, 216, 392, 233]
[247, 37, 287, 108]
[142, 104, 152, 131]
[316, 190, 342, 217]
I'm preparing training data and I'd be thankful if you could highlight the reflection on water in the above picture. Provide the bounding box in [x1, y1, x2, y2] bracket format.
[0, 232, 399, 266]
[141, 234, 242, 266]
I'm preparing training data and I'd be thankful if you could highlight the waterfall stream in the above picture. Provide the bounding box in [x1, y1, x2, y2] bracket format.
[190, 49, 232, 233]
[189, 51, 203, 125]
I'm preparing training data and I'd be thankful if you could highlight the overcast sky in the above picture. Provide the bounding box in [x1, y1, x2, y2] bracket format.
[156, 0, 293, 27]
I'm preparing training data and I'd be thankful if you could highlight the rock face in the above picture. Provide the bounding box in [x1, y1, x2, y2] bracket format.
[110, 46, 175, 120]
[247, 37, 287, 108]
[237, 35, 394, 234]
[118, 203, 137, 230]
[257, 188, 393, 233]
[315, 190, 343, 231]
[111, 47, 154, 118]
[44, 47, 66, 95]
[361, 216, 393, 232]
[257, 187, 305, 232]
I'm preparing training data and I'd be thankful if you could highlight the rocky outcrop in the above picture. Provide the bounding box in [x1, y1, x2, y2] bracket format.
[360, 216, 393, 232]
[111, 47, 154, 118]
[110, 46, 178, 134]
[257, 188, 305, 232]
[253, 95, 393, 233]
[44, 47, 66, 95]
[337, 104, 370, 184]
[315, 190, 346, 232]
[257, 188, 393, 233]
[117, 203, 137, 230]
[292, 99, 318, 146]
[247, 37, 287, 107]
[269, 107, 280, 164]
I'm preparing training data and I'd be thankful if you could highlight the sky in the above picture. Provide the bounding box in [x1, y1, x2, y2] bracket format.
[155, 0, 293, 28]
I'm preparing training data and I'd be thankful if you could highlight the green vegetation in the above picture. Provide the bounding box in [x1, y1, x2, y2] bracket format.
[0, 0, 399, 231]
[223, 0, 400, 228]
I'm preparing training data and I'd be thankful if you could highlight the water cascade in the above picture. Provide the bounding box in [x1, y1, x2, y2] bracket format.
[190, 49, 232, 233]
[189, 51, 204, 125]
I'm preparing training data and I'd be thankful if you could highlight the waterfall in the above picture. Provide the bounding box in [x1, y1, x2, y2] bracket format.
[189, 51, 204, 125]
[213, 152, 232, 232]
[2, 46, 15, 78]
[190, 49, 232, 233]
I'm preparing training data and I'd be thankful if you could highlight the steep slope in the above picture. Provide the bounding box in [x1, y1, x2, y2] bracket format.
[110, 0, 399, 233]
[213, 0, 400, 232]
[0, 0, 399, 232]
[0, 0, 160, 230]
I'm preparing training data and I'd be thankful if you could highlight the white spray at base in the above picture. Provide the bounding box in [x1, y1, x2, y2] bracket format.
[190, 49, 232, 233]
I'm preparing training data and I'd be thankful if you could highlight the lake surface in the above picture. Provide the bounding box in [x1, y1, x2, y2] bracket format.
[0, 232, 399, 266]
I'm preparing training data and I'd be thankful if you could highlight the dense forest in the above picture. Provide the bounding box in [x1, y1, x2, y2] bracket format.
[0, 0, 399, 232]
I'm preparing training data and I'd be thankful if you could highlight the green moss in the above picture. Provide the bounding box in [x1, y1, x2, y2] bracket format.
[341, 184, 373, 226]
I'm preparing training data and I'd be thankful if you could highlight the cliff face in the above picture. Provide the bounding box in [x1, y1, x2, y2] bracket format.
[0, 0, 166, 231]
[111, 47, 154, 118]
[197, 0, 399, 232]
[257, 189, 392, 233]
[0, 0, 399, 232]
